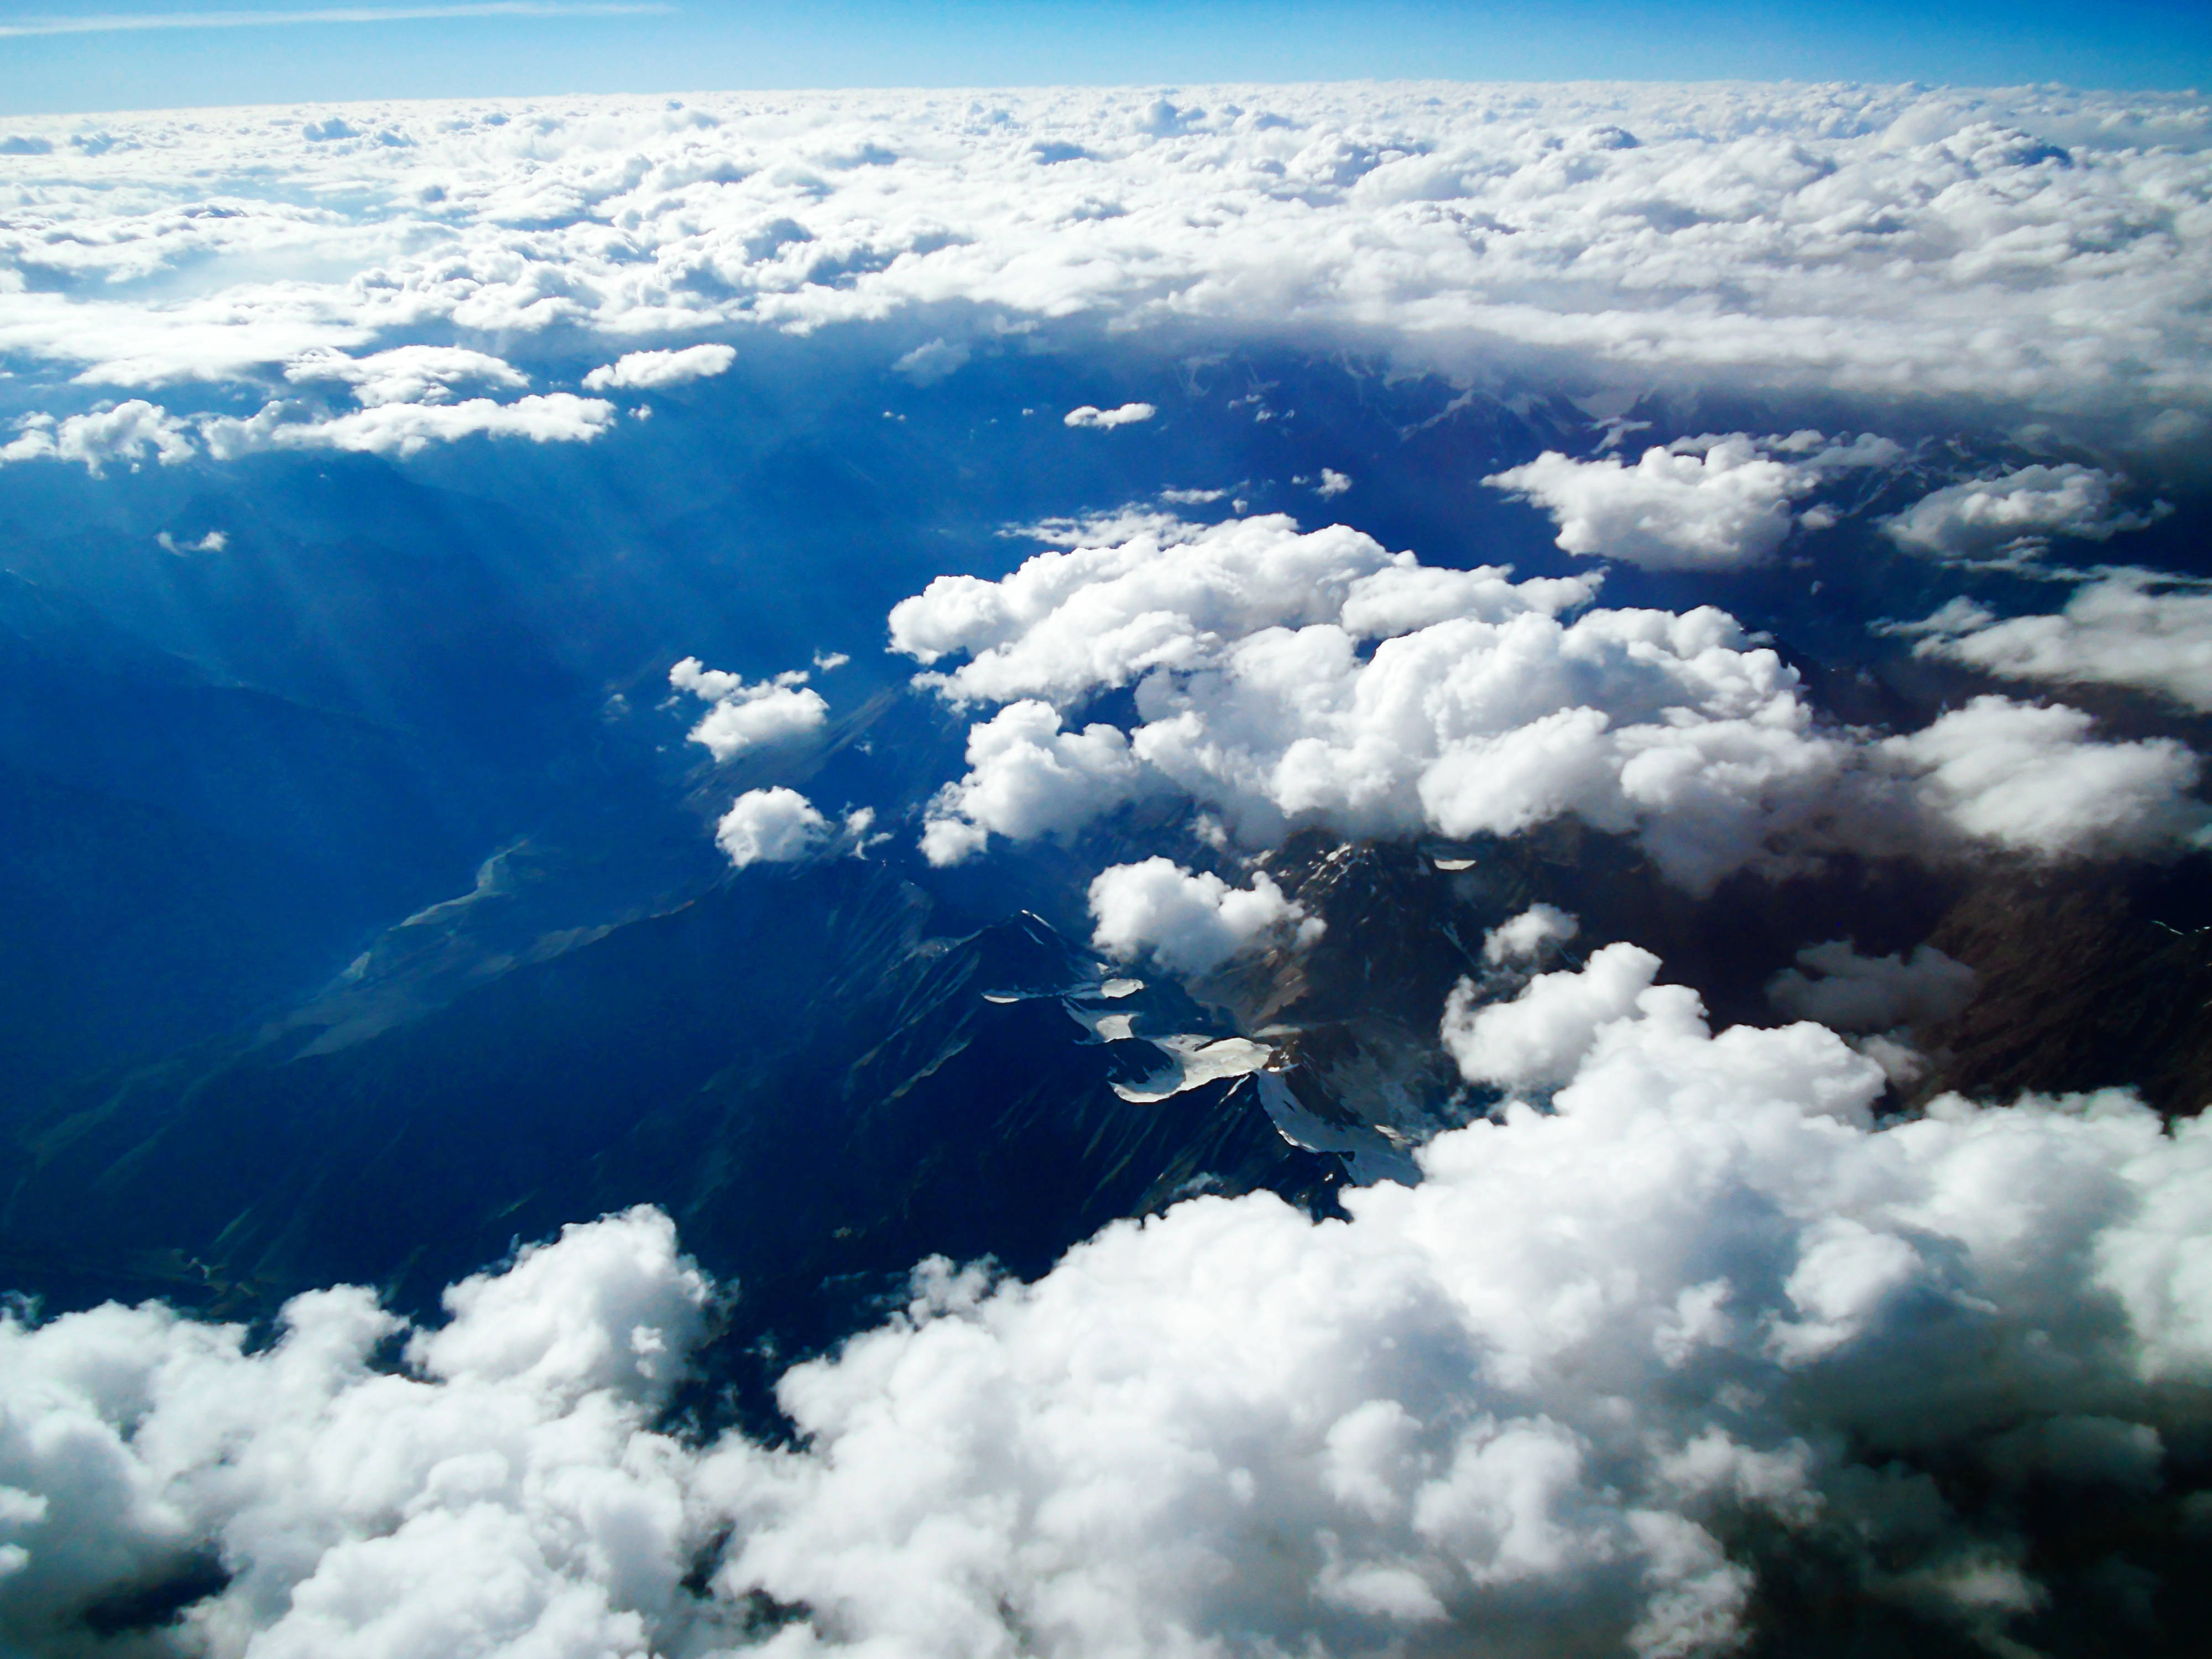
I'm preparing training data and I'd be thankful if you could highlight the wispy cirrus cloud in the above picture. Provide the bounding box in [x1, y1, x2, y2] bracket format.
[0, 2, 667, 39]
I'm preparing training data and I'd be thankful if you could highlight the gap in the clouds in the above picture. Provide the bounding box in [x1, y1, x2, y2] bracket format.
[74, 1551, 232, 1645]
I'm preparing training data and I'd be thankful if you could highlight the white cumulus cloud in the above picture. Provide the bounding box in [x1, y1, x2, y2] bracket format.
[1482, 902, 1581, 966]
[1088, 856, 1323, 975]
[581, 342, 737, 391]
[1064, 401, 1156, 428]
[1884, 465, 2170, 560]
[919, 700, 1146, 865]
[1906, 572, 2212, 713]
[701, 956, 2212, 1659]
[890, 514, 1593, 709]
[1877, 694, 2211, 860]
[7, 971, 2212, 1658]
[0, 400, 195, 473]
[215, 393, 617, 458]
[0, 1207, 714, 1659]
[716, 786, 831, 868]
[285, 343, 529, 405]
[894, 517, 2209, 888]
[893, 337, 970, 385]
[668, 656, 830, 761]
[1443, 938, 1660, 1091]
[1485, 431, 1901, 572]
[1, 393, 615, 470]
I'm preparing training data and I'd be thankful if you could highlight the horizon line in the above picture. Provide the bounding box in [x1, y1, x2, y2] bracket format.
[0, 2, 670, 39]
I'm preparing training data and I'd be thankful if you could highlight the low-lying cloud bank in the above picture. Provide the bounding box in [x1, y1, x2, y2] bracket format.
[1905, 572, 2212, 714]
[6, 949, 2210, 1657]
[0, 1206, 716, 1659]
[0, 391, 618, 471]
[1882, 464, 2172, 561]
[1, 84, 2208, 434]
[893, 514, 2212, 890]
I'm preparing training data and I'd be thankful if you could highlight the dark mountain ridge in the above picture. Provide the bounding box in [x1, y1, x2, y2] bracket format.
[0, 858, 1341, 1397]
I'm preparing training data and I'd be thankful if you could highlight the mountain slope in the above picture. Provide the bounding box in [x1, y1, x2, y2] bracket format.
[0, 859, 1340, 1384]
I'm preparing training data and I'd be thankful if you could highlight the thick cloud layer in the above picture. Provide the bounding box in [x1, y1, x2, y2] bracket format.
[9, 960, 2209, 1659]
[1, 85, 2208, 430]
[0, 1208, 715, 1659]
[894, 516, 2212, 889]
[6, 74, 2211, 1659]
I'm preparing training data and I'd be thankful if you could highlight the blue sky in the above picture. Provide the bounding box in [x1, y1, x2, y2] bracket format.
[0, 0, 2205, 114]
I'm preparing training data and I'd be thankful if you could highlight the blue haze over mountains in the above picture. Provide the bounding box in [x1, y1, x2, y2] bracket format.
[0, 341, 2154, 1261]
[0, 346, 1659, 1274]
[9, 330, 2212, 1589]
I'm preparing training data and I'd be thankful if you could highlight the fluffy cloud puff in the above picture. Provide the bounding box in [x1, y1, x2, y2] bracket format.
[581, 343, 738, 392]
[1444, 937, 1660, 1091]
[1485, 431, 1900, 572]
[919, 700, 1147, 867]
[1906, 573, 2212, 713]
[716, 786, 831, 868]
[1063, 402, 1155, 428]
[1087, 856, 1323, 975]
[895, 516, 2211, 888]
[1884, 465, 2171, 559]
[2, 87, 2208, 424]
[12, 963, 2210, 1659]
[1482, 901, 1580, 965]
[669, 656, 830, 761]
